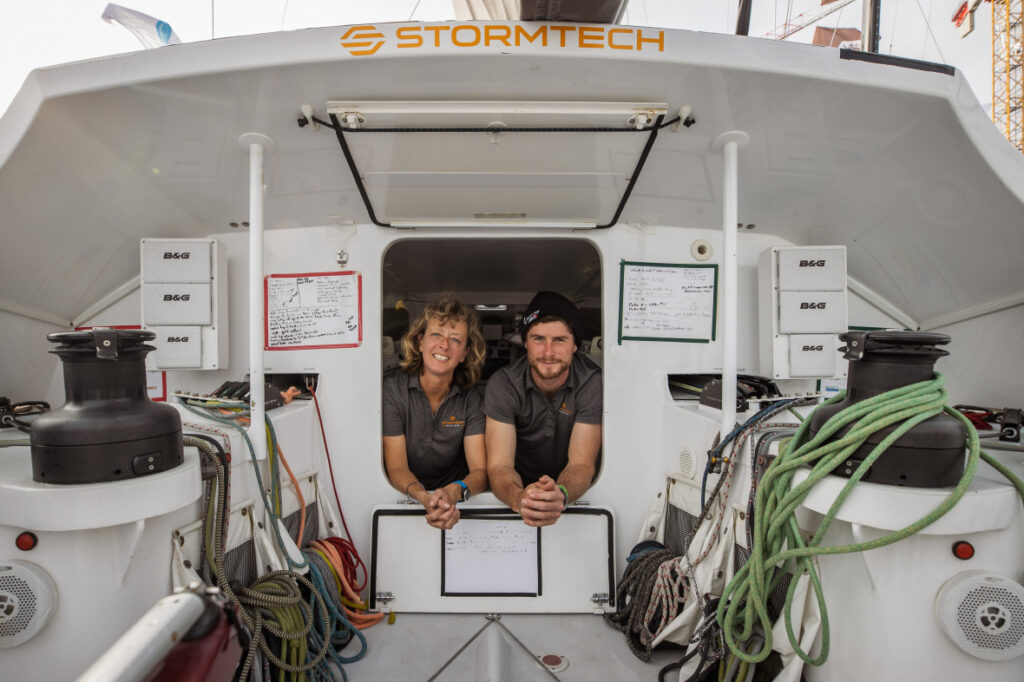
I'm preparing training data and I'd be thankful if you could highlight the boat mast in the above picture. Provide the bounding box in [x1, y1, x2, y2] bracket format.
[861, 0, 881, 52]
[736, 0, 753, 35]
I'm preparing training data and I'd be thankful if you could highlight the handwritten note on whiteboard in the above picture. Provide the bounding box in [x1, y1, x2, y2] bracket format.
[442, 518, 540, 596]
[618, 261, 718, 343]
[264, 271, 362, 350]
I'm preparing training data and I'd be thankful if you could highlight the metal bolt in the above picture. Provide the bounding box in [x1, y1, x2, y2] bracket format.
[102, 340, 111, 347]
[257, 522, 264, 529]
[183, 560, 192, 568]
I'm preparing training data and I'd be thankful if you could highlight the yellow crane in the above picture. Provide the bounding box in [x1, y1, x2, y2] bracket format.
[993, 0, 1024, 151]
[957, 0, 1024, 151]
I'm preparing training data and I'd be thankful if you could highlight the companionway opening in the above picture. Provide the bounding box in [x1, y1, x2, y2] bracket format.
[380, 237, 604, 495]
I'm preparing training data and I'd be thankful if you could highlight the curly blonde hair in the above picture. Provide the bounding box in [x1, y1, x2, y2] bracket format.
[399, 294, 486, 389]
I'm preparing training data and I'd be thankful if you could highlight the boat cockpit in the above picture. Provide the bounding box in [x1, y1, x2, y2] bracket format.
[1, 15, 1023, 682]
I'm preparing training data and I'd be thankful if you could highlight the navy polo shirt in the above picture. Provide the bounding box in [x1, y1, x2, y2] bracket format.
[382, 370, 485, 490]
[483, 354, 602, 485]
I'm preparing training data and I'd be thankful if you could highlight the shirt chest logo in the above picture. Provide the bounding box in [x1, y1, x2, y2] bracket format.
[558, 401, 573, 417]
[440, 415, 465, 428]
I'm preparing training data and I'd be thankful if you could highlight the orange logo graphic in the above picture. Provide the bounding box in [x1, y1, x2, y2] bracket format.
[441, 415, 465, 428]
[340, 25, 385, 56]
[341, 24, 664, 57]
[558, 401, 573, 416]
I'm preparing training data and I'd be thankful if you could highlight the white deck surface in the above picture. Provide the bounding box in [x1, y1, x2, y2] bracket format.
[346, 612, 682, 681]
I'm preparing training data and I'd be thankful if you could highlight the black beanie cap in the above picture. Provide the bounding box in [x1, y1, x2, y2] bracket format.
[521, 291, 583, 349]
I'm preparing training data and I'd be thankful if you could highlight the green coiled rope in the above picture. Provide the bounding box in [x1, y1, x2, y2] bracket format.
[716, 373, 1024, 667]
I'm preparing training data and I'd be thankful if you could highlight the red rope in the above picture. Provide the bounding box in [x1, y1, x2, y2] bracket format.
[309, 387, 366, 590]
[323, 536, 368, 593]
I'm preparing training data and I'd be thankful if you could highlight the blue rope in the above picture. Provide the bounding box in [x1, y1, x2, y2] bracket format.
[180, 402, 308, 570]
[301, 549, 371, 680]
[700, 398, 806, 510]
[303, 550, 368, 663]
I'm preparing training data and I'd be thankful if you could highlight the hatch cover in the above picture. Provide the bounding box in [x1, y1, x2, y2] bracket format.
[317, 100, 672, 228]
[370, 506, 615, 613]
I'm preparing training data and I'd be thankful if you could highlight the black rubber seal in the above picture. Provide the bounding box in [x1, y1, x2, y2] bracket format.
[839, 48, 955, 76]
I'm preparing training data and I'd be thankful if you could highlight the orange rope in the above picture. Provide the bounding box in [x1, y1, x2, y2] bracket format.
[311, 540, 361, 604]
[310, 540, 385, 629]
[276, 440, 306, 546]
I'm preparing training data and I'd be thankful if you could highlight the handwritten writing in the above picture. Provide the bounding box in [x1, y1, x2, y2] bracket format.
[266, 274, 360, 348]
[443, 518, 539, 594]
[621, 264, 716, 339]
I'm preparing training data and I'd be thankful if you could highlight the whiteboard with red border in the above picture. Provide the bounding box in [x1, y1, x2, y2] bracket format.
[264, 271, 363, 350]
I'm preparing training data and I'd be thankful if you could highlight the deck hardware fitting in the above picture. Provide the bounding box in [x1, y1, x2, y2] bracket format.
[629, 113, 651, 129]
[671, 105, 694, 131]
[300, 105, 319, 130]
[341, 113, 365, 129]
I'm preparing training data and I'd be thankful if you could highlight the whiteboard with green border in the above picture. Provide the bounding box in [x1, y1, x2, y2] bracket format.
[617, 261, 718, 343]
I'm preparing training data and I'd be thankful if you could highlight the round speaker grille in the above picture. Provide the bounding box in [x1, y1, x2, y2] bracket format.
[937, 571, 1024, 661]
[0, 561, 57, 648]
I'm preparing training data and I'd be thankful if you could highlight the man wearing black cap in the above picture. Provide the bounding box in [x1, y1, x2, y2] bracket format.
[484, 291, 602, 527]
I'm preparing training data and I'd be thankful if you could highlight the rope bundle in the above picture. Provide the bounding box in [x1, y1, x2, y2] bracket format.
[717, 374, 1024, 666]
[604, 547, 681, 660]
[182, 400, 383, 681]
[185, 436, 332, 680]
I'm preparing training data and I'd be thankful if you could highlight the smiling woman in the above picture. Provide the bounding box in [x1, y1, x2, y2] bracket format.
[381, 295, 488, 529]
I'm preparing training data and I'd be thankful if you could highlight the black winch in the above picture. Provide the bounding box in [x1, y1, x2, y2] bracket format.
[807, 331, 966, 488]
[30, 328, 183, 484]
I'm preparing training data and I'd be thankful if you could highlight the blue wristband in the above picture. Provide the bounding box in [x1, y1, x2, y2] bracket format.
[455, 479, 469, 502]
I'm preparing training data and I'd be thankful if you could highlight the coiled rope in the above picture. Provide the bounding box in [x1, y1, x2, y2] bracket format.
[184, 435, 333, 681]
[181, 402, 308, 571]
[717, 373, 1024, 666]
[182, 401, 380, 679]
[608, 399, 817, 664]
[604, 546, 680, 660]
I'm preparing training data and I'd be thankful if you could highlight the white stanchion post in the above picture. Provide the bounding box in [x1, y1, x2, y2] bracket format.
[239, 133, 275, 461]
[712, 131, 749, 444]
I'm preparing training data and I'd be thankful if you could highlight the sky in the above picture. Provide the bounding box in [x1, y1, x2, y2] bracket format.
[0, 0, 993, 119]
